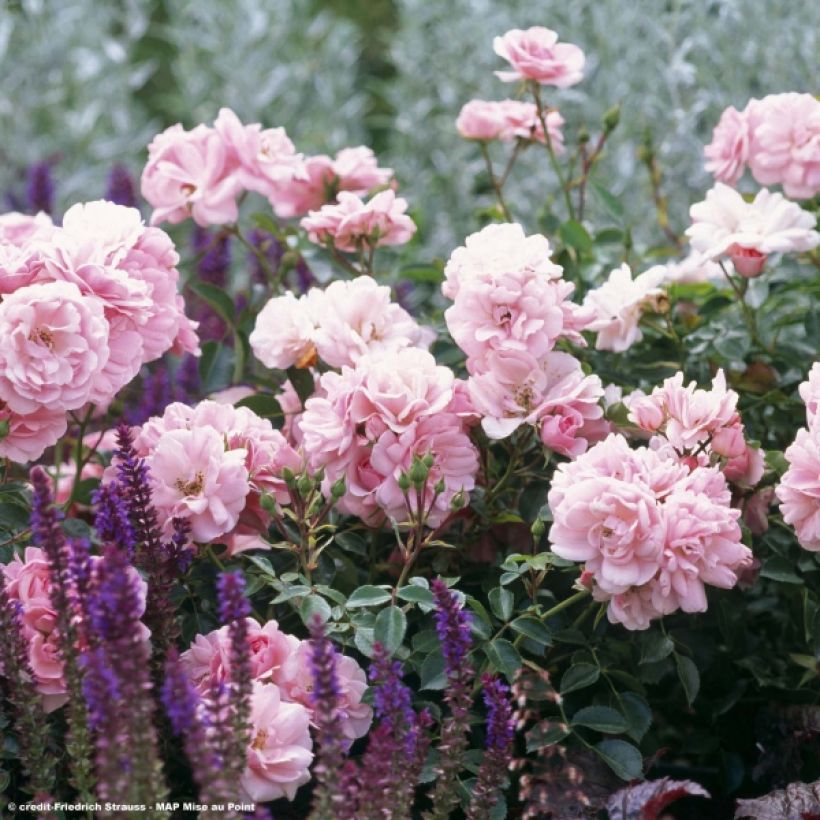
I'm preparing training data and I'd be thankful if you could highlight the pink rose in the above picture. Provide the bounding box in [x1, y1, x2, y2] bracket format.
[747, 92, 820, 200]
[777, 426, 820, 551]
[798, 362, 820, 429]
[0, 403, 68, 463]
[181, 618, 300, 696]
[0, 211, 54, 246]
[269, 146, 393, 219]
[0, 281, 110, 414]
[249, 289, 321, 371]
[456, 99, 564, 149]
[275, 642, 372, 742]
[582, 264, 668, 352]
[301, 190, 416, 252]
[704, 105, 751, 186]
[686, 184, 820, 277]
[147, 426, 250, 542]
[493, 27, 585, 87]
[723, 444, 765, 487]
[141, 123, 243, 227]
[442, 222, 562, 300]
[240, 682, 313, 802]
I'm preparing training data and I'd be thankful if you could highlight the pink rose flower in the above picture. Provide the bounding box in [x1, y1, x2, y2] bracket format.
[456, 99, 564, 149]
[0, 281, 110, 414]
[798, 361, 820, 429]
[301, 190, 416, 252]
[0, 403, 68, 463]
[181, 618, 300, 696]
[276, 642, 373, 742]
[268, 146, 393, 219]
[146, 426, 250, 542]
[777, 426, 820, 551]
[582, 264, 668, 352]
[629, 370, 743, 456]
[240, 682, 313, 803]
[213, 107, 305, 199]
[686, 183, 820, 277]
[493, 27, 585, 87]
[704, 105, 751, 186]
[0, 211, 54, 245]
[249, 289, 322, 371]
[312, 276, 432, 368]
[723, 444, 765, 487]
[747, 92, 820, 200]
[597, 585, 661, 631]
[442, 222, 562, 300]
[141, 123, 243, 227]
[0, 241, 45, 295]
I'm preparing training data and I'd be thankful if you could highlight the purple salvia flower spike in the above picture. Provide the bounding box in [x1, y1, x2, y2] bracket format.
[105, 163, 137, 207]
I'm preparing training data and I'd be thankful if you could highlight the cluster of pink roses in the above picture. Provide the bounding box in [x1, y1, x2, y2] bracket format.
[299, 347, 479, 528]
[142, 107, 393, 228]
[181, 617, 370, 801]
[442, 223, 605, 457]
[0, 202, 198, 463]
[549, 433, 753, 631]
[118, 400, 301, 552]
[686, 183, 819, 278]
[1, 546, 149, 711]
[456, 26, 582, 149]
[777, 362, 820, 551]
[250, 274, 434, 372]
[704, 93, 820, 199]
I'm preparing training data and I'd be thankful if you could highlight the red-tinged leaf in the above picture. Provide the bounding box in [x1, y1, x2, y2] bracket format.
[606, 777, 710, 819]
[734, 780, 820, 819]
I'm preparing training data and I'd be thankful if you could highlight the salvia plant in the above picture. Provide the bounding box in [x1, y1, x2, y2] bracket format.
[0, 14, 819, 820]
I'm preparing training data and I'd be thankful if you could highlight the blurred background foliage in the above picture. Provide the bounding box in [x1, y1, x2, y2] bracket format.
[1, 0, 817, 254]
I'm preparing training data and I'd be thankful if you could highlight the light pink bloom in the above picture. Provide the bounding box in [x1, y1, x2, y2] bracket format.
[686, 184, 820, 277]
[269, 146, 393, 219]
[141, 123, 243, 227]
[493, 27, 585, 87]
[747, 92, 820, 199]
[456, 99, 564, 149]
[181, 619, 300, 696]
[723, 444, 765, 487]
[0, 281, 110, 414]
[301, 189, 416, 252]
[0, 403, 67, 463]
[662, 252, 725, 285]
[346, 348, 455, 434]
[704, 105, 751, 185]
[313, 276, 431, 367]
[442, 223, 562, 300]
[213, 107, 305, 199]
[0, 241, 45, 295]
[249, 290, 321, 371]
[630, 370, 743, 456]
[146, 426, 249, 542]
[798, 362, 820, 429]
[0, 211, 54, 246]
[583, 264, 668, 352]
[445, 258, 583, 366]
[777, 426, 820, 550]
[597, 585, 662, 631]
[276, 642, 373, 741]
[240, 682, 313, 803]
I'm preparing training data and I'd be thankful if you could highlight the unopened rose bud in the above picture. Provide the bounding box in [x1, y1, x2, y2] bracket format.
[711, 423, 747, 459]
[297, 474, 313, 497]
[331, 476, 346, 499]
[451, 490, 466, 511]
[313, 467, 325, 483]
[433, 478, 446, 495]
[577, 127, 590, 144]
[629, 398, 664, 431]
[729, 246, 767, 278]
[422, 453, 435, 469]
[0, 419, 8, 440]
[409, 459, 429, 488]
[282, 467, 297, 487]
[259, 493, 278, 515]
[531, 518, 546, 540]
[398, 472, 411, 492]
[603, 104, 621, 133]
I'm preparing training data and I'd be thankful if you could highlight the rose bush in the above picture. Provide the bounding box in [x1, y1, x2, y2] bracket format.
[0, 20, 819, 820]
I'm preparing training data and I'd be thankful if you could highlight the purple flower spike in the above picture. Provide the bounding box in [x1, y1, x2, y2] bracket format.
[105, 163, 137, 207]
[93, 481, 137, 557]
[26, 161, 54, 214]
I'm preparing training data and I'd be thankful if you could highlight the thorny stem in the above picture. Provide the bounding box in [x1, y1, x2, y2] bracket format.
[479, 142, 512, 221]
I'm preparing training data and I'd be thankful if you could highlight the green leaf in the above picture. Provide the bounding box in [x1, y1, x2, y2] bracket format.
[235, 393, 283, 421]
[526, 722, 570, 752]
[560, 663, 600, 695]
[488, 587, 514, 622]
[619, 692, 651, 742]
[374, 606, 407, 655]
[594, 739, 643, 781]
[300, 594, 331, 625]
[396, 586, 434, 606]
[558, 220, 593, 253]
[420, 650, 447, 690]
[346, 585, 393, 608]
[188, 281, 236, 327]
[594, 227, 624, 245]
[760, 557, 803, 584]
[675, 654, 700, 705]
[591, 182, 624, 221]
[571, 705, 628, 734]
[484, 639, 522, 680]
[640, 632, 675, 664]
[510, 616, 552, 647]
[400, 264, 444, 284]
[286, 366, 315, 404]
